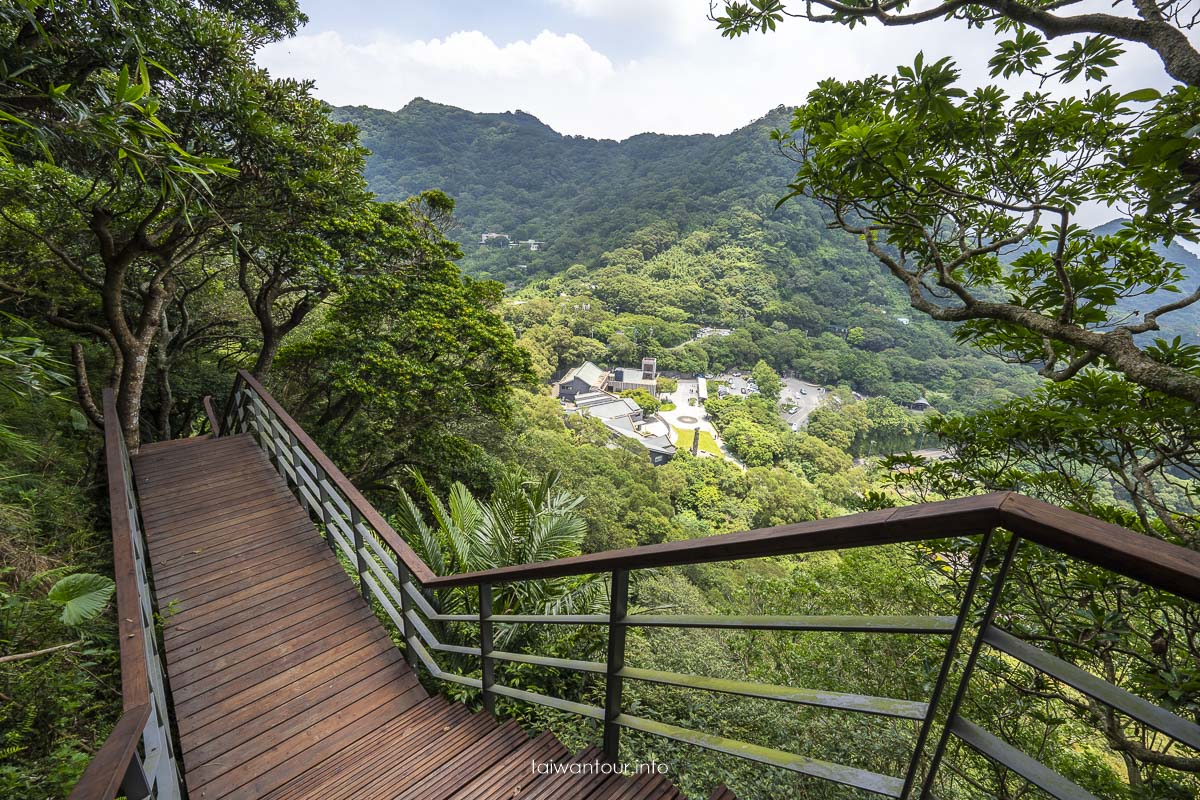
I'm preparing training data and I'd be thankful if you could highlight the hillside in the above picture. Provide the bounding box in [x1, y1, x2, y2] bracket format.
[333, 102, 1199, 339]
[333, 99, 1047, 418]
[333, 98, 800, 280]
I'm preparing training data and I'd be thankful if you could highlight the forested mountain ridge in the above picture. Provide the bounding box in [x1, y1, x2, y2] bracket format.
[335, 98, 1045, 415]
[334, 101, 1200, 345]
[332, 99, 799, 280]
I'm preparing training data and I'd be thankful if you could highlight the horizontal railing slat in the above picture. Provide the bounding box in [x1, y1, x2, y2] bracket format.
[619, 666, 928, 720]
[407, 636, 482, 689]
[950, 716, 1100, 800]
[491, 684, 605, 720]
[616, 713, 905, 798]
[403, 608, 481, 657]
[489, 613, 608, 625]
[623, 614, 956, 633]
[491, 650, 606, 674]
[983, 627, 1200, 750]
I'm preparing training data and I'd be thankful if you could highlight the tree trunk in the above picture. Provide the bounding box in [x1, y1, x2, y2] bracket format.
[252, 328, 278, 379]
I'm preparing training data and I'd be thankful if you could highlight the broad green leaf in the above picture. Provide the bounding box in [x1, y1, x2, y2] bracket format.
[1118, 88, 1160, 104]
[47, 573, 116, 625]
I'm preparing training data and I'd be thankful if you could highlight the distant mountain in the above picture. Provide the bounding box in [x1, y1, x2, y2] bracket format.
[331, 99, 799, 279]
[334, 100, 1199, 345]
[1091, 218, 1200, 342]
[1001, 218, 1200, 343]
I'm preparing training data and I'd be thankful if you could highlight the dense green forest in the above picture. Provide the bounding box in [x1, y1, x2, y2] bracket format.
[335, 100, 1058, 416]
[1, 1, 1198, 799]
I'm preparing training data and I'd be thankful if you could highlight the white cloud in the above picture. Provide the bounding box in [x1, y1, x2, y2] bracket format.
[398, 29, 613, 82]
[259, 18, 1172, 143]
[258, 29, 613, 113]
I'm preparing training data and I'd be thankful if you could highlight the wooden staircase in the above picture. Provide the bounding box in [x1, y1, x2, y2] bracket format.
[132, 434, 692, 799]
[74, 375, 1200, 800]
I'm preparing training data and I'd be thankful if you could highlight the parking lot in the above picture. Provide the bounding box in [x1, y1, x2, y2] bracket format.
[780, 377, 824, 428]
[710, 373, 825, 429]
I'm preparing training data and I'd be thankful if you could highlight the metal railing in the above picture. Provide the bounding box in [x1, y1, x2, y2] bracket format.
[69, 389, 183, 800]
[217, 368, 1200, 798]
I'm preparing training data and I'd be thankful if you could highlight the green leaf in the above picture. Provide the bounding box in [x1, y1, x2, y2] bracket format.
[47, 573, 116, 625]
[1117, 88, 1160, 104]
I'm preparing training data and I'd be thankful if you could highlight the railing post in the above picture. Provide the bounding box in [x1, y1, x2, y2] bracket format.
[480, 582, 496, 715]
[351, 506, 371, 604]
[316, 463, 336, 555]
[289, 429, 310, 515]
[900, 530, 1021, 798]
[219, 373, 244, 435]
[603, 569, 629, 763]
[264, 406, 282, 476]
[243, 387, 263, 452]
[395, 563, 417, 667]
[916, 534, 1021, 798]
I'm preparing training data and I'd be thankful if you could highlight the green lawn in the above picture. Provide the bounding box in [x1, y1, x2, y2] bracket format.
[673, 427, 722, 457]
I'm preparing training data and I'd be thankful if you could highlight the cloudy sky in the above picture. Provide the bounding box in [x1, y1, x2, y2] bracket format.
[258, 0, 1177, 141]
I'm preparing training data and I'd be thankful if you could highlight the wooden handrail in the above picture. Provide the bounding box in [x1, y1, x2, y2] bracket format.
[68, 389, 153, 800]
[422, 494, 1200, 602]
[422, 495, 1002, 589]
[232, 371, 1200, 604]
[201, 394, 220, 436]
[233, 370, 437, 584]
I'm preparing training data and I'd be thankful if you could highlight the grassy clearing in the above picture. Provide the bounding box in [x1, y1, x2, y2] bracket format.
[673, 427, 722, 457]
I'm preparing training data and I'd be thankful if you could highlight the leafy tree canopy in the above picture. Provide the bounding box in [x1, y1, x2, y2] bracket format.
[713, 1, 1200, 403]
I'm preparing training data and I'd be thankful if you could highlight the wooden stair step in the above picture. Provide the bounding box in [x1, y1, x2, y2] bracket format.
[131, 431, 722, 800]
[447, 730, 568, 800]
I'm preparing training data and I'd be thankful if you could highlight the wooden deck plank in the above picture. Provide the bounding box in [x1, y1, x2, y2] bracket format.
[165, 589, 363, 676]
[161, 570, 352, 649]
[150, 521, 320, 586]
[146, 505, 312, 561]
[402, 720, 530, 800]
[264, 696, 457, 799]
[268, 697, 472, 799]
[446, 730, 569, 800]
[157, 537, 333, 603]
[295, 705, 482, 800]
[321, 712, 501, 800]
[171, 620, 387, 713]
[183, 648, 413, 767]
[161, 580, 361, 668]
[132, 433, 706, 800]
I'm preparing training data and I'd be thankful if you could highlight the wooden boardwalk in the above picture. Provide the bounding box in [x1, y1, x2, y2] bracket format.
[133, 433, 688, 799]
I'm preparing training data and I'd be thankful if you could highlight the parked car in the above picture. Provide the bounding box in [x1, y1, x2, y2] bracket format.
[799, 388, 807, 395]
[790, 423, 798, 432]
